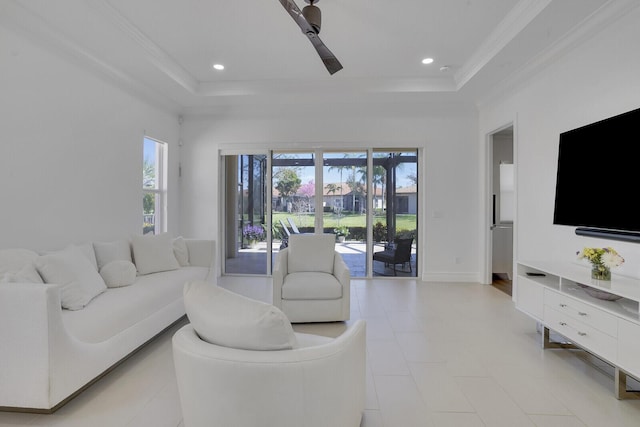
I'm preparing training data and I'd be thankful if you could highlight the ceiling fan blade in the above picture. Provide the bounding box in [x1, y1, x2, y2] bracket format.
[306, 32, 343, 75]
[278, 0, 343, 75]
[278, 0, 315, 35]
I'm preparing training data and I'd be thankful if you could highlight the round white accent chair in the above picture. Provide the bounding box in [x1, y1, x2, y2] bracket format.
[173, 320, 366, 427]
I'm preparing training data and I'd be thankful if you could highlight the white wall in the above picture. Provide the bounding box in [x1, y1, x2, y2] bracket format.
[0, 26, 180, 251]
[180, 102, 481, 281]
[479, 6, 640, 278]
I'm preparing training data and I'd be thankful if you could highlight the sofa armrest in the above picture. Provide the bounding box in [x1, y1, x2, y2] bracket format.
[333, 251, 350, 289]
[185, 239, 215, 271]
[333, 252, 351, 318]
[272, 248, 288, 308]
[0, 282, 60, 409]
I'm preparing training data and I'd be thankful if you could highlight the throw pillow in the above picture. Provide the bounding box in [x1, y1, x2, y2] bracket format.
[0, 248, 43, 283]
[99, 260, 137, 288]
[93, 239, 133, 271]
[130, 233, 180, 275]
[0, 264, 43, 283]
[35, 246, 107, 310]
[172, 236, 190, 267]
[183, 280, 298, 351]
[72, 242, 98, 271]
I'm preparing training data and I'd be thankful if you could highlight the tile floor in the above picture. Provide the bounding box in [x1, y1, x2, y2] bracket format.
[2, 277, 640, 427]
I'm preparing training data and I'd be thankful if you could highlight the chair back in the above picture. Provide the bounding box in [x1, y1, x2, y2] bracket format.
[288, 234, 335, 274]
[394, 238, 413, 262]
[279, 219, 292, 238]
[287, 217, 301, 234]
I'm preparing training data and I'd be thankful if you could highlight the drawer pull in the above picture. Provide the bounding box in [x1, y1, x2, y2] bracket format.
[557, 321, 588, 337]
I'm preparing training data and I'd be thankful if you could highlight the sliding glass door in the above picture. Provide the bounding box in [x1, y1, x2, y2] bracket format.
[222, 149, 418, 278]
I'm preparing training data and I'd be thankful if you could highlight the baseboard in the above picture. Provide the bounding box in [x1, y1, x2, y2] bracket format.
[420, 272, 480, 283]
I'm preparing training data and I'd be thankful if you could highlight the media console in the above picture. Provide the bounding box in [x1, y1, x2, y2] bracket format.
[515, 261, 640, 399]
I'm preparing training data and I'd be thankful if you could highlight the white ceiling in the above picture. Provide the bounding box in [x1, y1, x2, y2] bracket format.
[2, 0, 625, 113]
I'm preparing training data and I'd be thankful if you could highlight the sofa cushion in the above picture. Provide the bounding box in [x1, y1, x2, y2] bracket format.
[0, 249, 43, 283]
[131, 233, 180, 275]
[99, 260, 137, 288]
[184, 280, 297, 351]
[93, 239, 132, 271]
[35, 246, 107, 310]
[282, 272, 343, 300]
[62, 266, 209, 343]
[172, 236, 190, 267]
[287, 234, 335, 274]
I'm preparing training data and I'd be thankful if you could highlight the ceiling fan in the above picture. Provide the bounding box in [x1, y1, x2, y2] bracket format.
[278, 0, 343, 75]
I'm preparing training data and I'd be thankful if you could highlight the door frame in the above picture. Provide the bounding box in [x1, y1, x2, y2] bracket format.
[482, 121, 517, 295]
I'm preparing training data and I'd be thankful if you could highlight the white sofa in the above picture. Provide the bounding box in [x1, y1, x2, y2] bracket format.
[0, 235, 215, 413]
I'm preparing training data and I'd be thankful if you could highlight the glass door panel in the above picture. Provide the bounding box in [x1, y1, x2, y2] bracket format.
[271, 152, 316, 267]
[371, 151, 418, 277]
[322, 152, 367, 277]
[223, 154, 268, 275]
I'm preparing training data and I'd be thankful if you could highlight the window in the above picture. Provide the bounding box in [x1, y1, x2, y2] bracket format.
[143, 137, 167, 234]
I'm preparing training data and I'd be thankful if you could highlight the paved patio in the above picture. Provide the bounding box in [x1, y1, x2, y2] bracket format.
[225, 240, 416, 277]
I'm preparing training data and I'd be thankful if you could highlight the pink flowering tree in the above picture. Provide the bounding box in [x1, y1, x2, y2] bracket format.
[295, 180, 315, 214]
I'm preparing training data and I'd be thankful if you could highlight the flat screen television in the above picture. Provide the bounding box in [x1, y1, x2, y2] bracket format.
[553, 106, 640, 241]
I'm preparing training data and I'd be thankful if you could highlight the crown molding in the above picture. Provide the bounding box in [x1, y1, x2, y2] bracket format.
[1, 0, 181, 113]
[87, 0, 199, 94]
[454, 0, 552, 91]
[196, 76, 457, 97]
[475, 0, 640, 108]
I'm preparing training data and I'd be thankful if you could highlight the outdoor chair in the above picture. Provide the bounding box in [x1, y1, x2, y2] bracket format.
[287, 217, 301, 234]
[278, 219, 292, 249]
[373, 238, 413, 276]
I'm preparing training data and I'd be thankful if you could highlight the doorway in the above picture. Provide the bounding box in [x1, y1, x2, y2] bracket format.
[489, 126, 514, 295]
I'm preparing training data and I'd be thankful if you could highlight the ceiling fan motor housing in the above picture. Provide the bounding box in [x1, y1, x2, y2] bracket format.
[302, 5, 321, 34]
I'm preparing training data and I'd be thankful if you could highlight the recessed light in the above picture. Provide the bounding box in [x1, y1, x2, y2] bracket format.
[439, 65, 450, 72]
[213, 64, 225, 71]
[421, 58, 434, 65]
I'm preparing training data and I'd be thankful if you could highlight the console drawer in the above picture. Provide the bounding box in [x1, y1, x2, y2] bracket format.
[544, 305, 617, 363]
[544, 289, 618, 337]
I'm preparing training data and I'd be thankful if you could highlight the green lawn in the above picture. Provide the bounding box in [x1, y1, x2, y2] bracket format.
[272, 212, 416, 240]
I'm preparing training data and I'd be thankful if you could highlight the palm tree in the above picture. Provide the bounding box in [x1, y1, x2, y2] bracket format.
[371, 164, 386, 212]
[326, 183, 341, 195]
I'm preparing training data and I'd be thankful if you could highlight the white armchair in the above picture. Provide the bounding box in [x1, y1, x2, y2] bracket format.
[273, 233, 350, 322]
